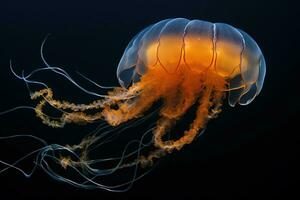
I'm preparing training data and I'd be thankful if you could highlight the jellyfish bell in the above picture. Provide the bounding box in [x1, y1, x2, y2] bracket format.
[117, 18, 266, 107]
[0, 18, 266, 191]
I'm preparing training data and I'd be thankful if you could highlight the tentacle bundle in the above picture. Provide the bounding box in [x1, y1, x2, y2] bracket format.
[30, 66, 227, 168]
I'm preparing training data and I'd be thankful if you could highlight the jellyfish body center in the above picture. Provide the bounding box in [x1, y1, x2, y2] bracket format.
[144, 34, 241, 79]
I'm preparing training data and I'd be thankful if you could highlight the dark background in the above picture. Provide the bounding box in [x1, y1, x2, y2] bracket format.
[0, 0, 298, 199]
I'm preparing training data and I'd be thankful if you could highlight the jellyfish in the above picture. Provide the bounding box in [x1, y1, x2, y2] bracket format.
[0, 18, 266, 191]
